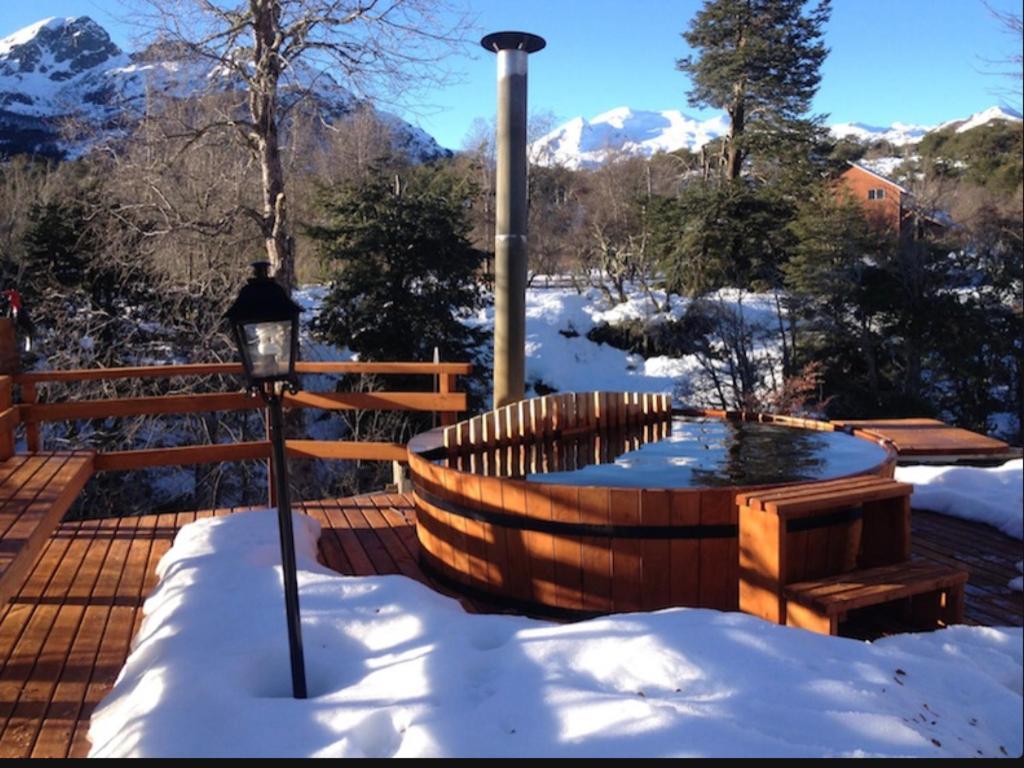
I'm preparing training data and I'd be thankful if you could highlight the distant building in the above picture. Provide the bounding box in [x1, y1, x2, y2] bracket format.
[836, 162, 949, 243]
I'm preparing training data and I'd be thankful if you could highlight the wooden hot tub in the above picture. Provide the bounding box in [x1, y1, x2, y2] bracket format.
[407, 392, 895, 618]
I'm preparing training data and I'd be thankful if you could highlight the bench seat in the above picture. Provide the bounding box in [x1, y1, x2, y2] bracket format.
[0, 452, 95, 605]
[784, 561, 968, 636]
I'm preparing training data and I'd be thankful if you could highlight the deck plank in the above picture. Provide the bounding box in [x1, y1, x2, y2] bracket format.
[28, 516, 134, 758]
[0, 516, 113, 758]
[0, 494, 1017, 758]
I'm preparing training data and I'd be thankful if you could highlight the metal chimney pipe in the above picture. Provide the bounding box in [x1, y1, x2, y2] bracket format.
[481, 31, 546, 409]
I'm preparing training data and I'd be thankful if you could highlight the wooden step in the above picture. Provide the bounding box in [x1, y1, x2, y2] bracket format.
[783, 561, 968, 635]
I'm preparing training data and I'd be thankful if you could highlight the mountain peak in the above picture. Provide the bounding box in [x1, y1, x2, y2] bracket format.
[532, 107, 728, 169]
[0, 16, 121, 75]
[950, 105, 1023, 134]
[0, 16, 449, 162]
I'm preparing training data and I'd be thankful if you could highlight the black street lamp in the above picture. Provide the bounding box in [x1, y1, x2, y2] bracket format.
[225, 261, 307, 699]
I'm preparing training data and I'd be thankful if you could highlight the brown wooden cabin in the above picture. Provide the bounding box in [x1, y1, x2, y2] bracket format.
[836, 162, 949, 243]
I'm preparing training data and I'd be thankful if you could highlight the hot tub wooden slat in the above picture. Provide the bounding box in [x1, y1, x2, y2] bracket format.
[500, 482, 532, 601]
[579, 486, 612, 612]
[699, 489, 738, 610]
[524, 486, 556, 606]
[478, 475, 508, 591]
[610, 489, 643, 613]
[670, 492, 701, 606]
[453, 472, 489, 591]
[549, 485, 582, 610]
[640, 490, 672, 610]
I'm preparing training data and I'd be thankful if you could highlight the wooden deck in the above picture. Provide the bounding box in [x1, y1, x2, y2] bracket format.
[834, 418, 1022, 462]
[0, 494, 1020, 758]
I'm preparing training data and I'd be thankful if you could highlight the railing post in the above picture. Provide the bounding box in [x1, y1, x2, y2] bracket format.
[0, 376, 13, 460]
[439, 373, 459, 427]
[0, 319, 19, 458]
[21, 381, 40, 452]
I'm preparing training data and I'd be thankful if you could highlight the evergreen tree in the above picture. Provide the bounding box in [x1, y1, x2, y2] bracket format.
[784, 187, 888, 412]
[678, 0, 831, 180]
[652, 180, 794, 297]
[310, 164, 490, 375]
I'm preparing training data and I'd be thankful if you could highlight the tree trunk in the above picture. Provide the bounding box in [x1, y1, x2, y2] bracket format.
[773, 288, 791, 377]
[251, 1, 295, 290]
[725, 30, 747, 181]
[726, 98, 745, 181]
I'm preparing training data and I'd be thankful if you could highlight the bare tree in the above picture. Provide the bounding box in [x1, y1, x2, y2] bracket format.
[982, 0, 1024, 97]
[132, 0, 470, 288]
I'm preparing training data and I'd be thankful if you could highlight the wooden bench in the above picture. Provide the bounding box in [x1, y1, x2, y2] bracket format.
[738, 476, 968, 636]
[0, 452, 95, 605]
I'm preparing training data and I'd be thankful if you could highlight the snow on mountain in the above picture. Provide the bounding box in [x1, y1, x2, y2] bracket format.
[532, 107, 729, 169]
[0, 17, 128, 117]
[532, 104, 1023, 169]
[946, 104, 1022, 134]
[828, 120, 932, 146]
[0, 16, 448, 160]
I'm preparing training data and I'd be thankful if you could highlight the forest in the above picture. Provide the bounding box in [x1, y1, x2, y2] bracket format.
[0, 0, 1020, 514]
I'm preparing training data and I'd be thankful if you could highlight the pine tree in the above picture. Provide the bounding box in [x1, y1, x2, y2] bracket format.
[310, 164, 490, 371]
[678, 0, 831, 180]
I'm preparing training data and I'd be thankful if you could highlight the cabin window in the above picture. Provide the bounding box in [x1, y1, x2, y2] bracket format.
[867, 188, 886, 200]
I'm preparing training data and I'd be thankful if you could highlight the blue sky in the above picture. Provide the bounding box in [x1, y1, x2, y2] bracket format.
[4, 0, 1023, 148]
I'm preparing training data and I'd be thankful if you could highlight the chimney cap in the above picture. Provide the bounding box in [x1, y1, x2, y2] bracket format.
[481, 31, 546, 54]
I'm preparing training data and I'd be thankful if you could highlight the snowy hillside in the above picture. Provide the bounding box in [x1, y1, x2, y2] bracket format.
[0, 16, 449, 160]
[531, 105, 1023, 169]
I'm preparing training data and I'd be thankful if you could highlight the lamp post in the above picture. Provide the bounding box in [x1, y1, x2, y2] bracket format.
[225, 261, 307, 700]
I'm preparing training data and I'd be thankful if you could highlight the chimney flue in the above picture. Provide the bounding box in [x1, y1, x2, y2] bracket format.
[481, 31, 546, 409]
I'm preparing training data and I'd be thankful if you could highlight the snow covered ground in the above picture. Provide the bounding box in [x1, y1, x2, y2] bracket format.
[462, 284, 782, 405]
[895, 460, 1023, 540]
[88, 510, 1022, 759]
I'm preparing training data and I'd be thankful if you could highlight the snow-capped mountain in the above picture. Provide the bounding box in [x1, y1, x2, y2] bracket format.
[828, 120, 933, 147]
[531, 107, 730, 169]
[532, 105, 1023, 169]
[934, 105, 1023, 134]
[0, 16, 448, 160]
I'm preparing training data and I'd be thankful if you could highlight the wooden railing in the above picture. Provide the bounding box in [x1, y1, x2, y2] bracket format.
[0, 361, 471, 471]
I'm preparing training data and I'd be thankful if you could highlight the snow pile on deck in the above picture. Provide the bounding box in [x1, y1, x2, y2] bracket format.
[88, 511, 1022, 758]
[895, 460, 1023, 540]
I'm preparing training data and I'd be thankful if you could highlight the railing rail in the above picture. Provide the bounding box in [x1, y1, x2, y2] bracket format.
[3, 361, 471, 470]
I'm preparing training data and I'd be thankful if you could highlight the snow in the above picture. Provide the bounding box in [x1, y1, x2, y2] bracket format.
[531, 107, 729, 169]
[0, 15, 448, 160]
[531, 104, 1022, 168]
[894, 460, 1023, 540]
[950, 105, 1022, 134]
[1011, 562, 1023, 593]
[88, 509, 1023, 758]
[829, 121, 933, 147]
[0, 17, 68, 56]
[464, 285, 780, 404]
[857, 156, 908, 177]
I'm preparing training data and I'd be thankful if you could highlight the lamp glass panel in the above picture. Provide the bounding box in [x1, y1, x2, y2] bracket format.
[243, 321, 293, 379]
